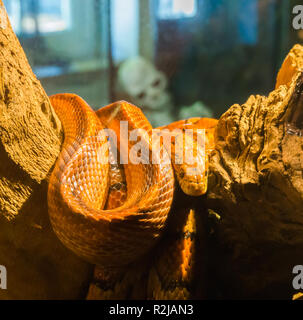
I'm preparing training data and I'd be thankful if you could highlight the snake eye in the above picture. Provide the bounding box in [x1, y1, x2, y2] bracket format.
[179, 169, 185, 179]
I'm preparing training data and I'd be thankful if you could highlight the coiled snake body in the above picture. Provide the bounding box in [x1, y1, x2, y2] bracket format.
[48, 93, 217, 273]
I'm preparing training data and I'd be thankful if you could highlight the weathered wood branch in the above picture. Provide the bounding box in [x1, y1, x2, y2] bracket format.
[207, 44, 303, 299]
[0, 1, 92, 299]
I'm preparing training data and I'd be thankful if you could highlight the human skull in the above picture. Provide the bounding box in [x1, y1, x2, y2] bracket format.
[118, 56, 171, 110]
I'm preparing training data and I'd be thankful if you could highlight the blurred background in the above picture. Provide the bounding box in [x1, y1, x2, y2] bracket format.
[2, 0, 302, 126]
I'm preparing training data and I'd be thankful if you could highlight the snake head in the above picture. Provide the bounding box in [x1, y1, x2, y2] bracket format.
[176, 164, 208, 196]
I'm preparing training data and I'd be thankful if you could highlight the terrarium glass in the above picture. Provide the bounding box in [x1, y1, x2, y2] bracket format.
[3, 0, 300, 123]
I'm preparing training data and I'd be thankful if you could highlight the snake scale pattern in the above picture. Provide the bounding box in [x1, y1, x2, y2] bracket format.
[48, 93, 217, 298]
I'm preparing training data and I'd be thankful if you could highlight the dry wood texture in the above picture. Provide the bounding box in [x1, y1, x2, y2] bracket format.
[207, 44, 303, 299]
[0, 1, 92, 299]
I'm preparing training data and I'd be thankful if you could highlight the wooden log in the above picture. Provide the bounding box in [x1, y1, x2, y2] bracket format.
[0, 1, 93, 299]
[276, 44, 303, 89]
[207, 44, 303, 299]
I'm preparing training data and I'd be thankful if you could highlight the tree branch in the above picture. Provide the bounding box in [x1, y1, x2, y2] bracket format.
[207, 44, 303, 299]
[0, 1, 92, 299]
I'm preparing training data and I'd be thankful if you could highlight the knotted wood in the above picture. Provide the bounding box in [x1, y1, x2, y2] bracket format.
[206, 44, 303, 299]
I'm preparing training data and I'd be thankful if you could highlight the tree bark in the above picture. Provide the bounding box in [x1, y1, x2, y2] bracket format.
[0, 1, 92, 299]
[207, 44, 303, 299]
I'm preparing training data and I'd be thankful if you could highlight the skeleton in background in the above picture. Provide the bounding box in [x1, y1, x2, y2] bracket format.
[117, 56, 214, 127]
[117, 56, 175, 127]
